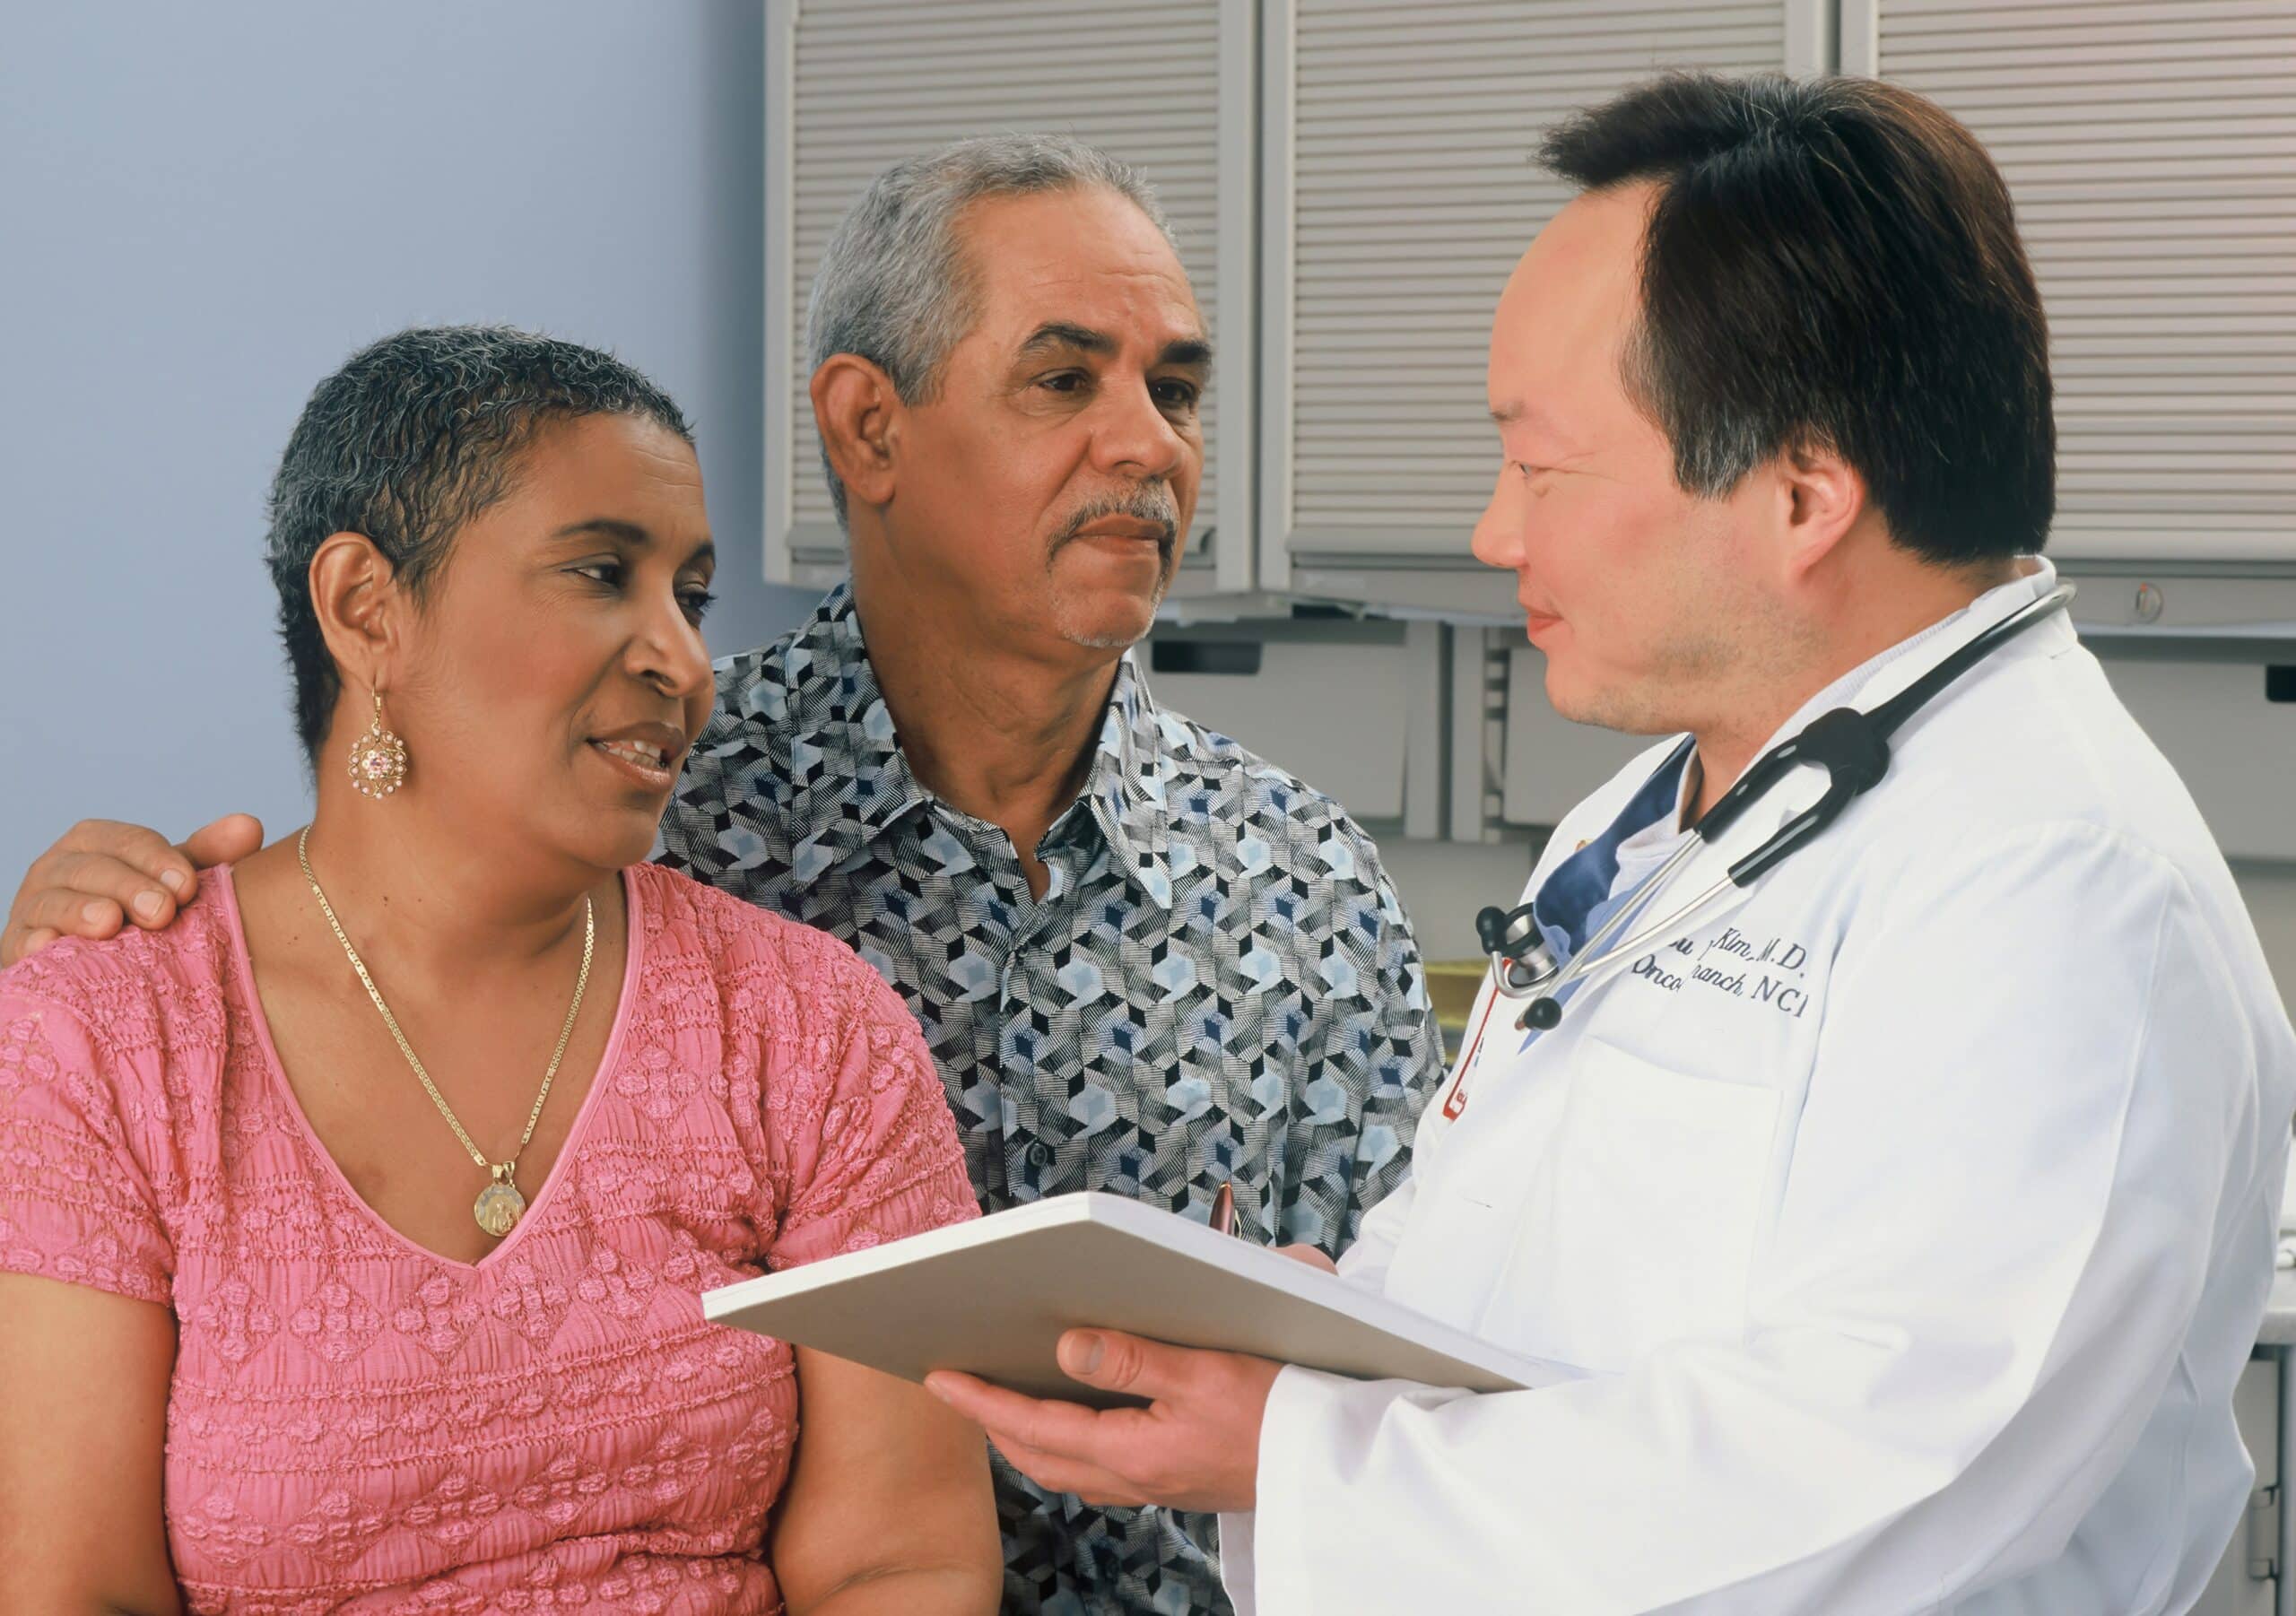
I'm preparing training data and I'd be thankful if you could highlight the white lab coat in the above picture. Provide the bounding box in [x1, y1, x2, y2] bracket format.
[1222, 561, 2296, 1614]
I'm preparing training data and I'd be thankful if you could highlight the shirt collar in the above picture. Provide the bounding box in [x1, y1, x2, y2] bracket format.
[764, 581, 931, 885]
[771, 578, 1176, 909]
[1074, 653, 1177, 909]
[1532, 738, 1693, 956]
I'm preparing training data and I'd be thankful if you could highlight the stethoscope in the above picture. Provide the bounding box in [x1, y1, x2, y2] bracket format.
[1474, 585, 2074, 1034]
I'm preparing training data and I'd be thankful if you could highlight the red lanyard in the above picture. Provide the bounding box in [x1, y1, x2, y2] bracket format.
[1440, 985, 1507, 1121]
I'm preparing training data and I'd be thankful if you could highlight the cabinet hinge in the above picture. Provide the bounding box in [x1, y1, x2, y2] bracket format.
[2247, 1482, 2279, 1582]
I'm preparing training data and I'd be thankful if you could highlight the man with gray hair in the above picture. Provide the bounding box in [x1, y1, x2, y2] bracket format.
[3, 134, 1445, 1614]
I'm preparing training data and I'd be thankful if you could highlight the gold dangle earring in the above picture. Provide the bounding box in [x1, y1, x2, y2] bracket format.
[348, 689, 410, 798]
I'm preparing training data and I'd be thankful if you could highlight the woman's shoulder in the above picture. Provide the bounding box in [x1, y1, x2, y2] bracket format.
[0, 881, 243, 1306]
[0, 877, 239, 1056]
[630, 861, 893, 1006]
[0, 880, 238, 1247]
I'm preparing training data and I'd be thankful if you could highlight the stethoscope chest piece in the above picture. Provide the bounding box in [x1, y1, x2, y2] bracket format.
[1477, 904, 1558, 992]
[1476, 903, 1570, 1031]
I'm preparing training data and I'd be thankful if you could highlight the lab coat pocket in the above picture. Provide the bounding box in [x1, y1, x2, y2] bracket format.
[1500, 1038, 1780, 1373]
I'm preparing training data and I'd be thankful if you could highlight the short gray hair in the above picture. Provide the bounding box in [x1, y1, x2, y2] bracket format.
[805, 133, 1176, 526]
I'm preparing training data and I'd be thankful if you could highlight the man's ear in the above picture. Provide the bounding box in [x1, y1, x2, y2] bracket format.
[308, 533, 404, 705]
[810, 354, 902, 513]
[1776, 439, 1867, 581]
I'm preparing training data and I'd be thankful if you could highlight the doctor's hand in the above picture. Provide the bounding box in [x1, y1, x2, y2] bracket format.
[925, 1330, 1280, 1515]
[2, 814, 264, 967]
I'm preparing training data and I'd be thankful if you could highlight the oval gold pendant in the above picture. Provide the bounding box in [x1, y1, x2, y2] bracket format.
[474, 1177, 526, 1238]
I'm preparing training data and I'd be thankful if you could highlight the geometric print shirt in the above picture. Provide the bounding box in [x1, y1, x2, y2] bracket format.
[657, 580, 1446, 1616]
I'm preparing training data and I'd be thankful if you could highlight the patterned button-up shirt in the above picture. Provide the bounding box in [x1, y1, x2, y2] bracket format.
[658, 582, 1444, 1615]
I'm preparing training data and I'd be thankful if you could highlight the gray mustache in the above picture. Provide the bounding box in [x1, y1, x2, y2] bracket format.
[1052, 488, 1180, 551]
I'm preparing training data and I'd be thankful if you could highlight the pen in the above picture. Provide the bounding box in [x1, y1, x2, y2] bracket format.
[1211, 1182, 1239, 1239]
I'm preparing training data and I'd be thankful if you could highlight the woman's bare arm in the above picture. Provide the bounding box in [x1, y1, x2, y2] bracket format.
[0, 1274, 182, 1616]
[770, 1348, 1001, 1616]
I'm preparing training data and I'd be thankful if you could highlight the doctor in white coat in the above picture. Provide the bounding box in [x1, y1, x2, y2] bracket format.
[926, 72, 2296, 1613]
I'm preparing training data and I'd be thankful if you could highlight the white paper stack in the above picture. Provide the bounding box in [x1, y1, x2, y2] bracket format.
[702, 1191, 1573, 1408]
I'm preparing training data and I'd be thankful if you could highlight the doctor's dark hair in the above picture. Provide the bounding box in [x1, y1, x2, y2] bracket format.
[1539, 74, 2055, 565]
[264, 326, 692, 762]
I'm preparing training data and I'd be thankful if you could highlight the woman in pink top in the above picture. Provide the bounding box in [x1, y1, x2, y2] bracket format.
[0, 328, 999, 1615]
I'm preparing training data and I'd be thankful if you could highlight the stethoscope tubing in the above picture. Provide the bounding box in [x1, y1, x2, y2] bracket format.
[1492, 827, 1709, 1001]
[1492, 860, 1744, 1028]
[1512, 872, 1745, 1026]
[1481, 582, 2076, 1030]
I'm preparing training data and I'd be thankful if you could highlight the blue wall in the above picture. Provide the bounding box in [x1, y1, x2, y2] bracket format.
[0, 2, 813, 881]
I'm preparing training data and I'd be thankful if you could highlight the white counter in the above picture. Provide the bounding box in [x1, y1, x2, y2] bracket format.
[2261, 1268, 2296, 1349]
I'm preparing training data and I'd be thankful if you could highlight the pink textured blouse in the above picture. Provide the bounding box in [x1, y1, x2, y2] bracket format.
[0, 860, 978, 1615]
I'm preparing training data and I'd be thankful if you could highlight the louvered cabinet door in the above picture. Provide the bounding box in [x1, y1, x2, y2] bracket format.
[1851, 0, 2296, 568]
[1264, 0, 1823, 614]
[763, 0, 1259, 595]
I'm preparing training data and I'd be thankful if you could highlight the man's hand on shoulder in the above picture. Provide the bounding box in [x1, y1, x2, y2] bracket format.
[1, 814, 263, 968]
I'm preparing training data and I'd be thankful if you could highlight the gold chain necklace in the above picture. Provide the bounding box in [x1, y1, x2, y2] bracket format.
[297, 826, 595, 1238]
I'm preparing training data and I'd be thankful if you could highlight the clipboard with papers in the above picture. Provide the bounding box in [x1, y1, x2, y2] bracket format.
[700, 1191, 1577, 1408]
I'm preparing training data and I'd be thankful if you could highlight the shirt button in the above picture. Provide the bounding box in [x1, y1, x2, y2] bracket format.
[1025, 1141, 1054, 1169]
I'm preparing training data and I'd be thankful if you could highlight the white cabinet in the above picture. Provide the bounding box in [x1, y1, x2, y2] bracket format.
[1500, 643, 1665, 829]
[2194, 1352, 2282, 1616]
[768, 1, 2296, 621]
[2089, 650, 2296, 863]
[765, 0, 1831, 618]
[1492, 639, 2296, 861]
[1261, 0, 1830, 614]
[763, 0, 2296, 853]
[761, 0, 1259, 595]
[1848, 0, 2296, 575]
[1139, 618, 1447, 835]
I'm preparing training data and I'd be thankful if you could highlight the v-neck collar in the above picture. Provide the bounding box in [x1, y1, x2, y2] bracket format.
[213, 861, 646, 1276]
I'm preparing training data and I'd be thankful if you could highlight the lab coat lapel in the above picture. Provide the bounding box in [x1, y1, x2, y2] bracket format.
[1544, 563, 2067, 1032]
